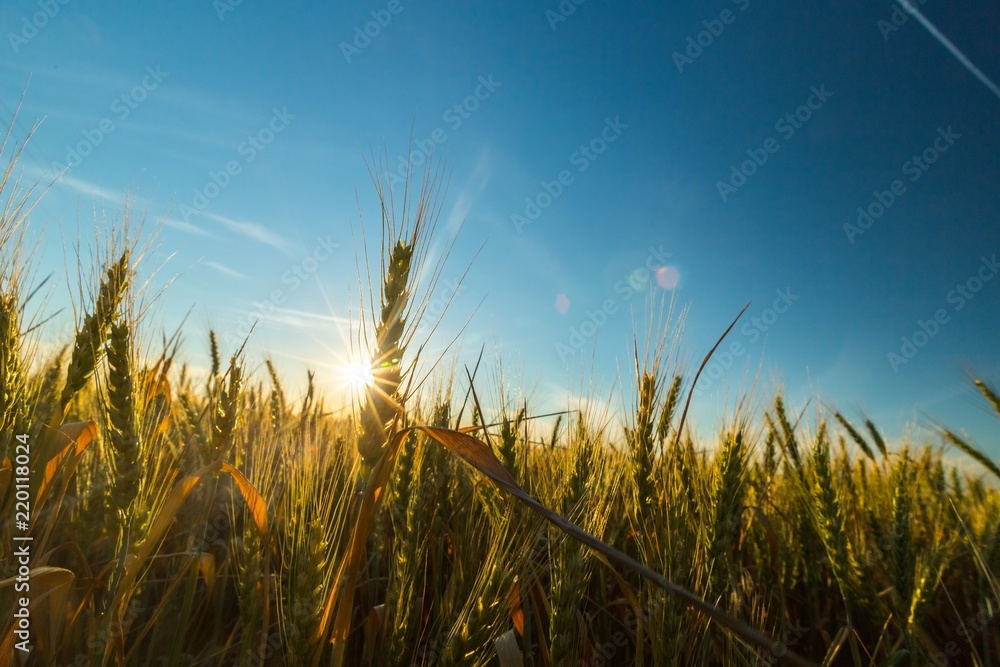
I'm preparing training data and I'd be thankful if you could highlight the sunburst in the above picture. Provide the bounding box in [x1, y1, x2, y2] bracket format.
[341, 354, 375, 392]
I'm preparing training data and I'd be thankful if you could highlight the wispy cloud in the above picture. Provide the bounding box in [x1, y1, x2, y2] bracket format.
[153, 85, 259, 125]
[5, 63, 257, 123]
[2, 61, 134, 91]
[262, 307, 353, 330]
[201, 211, 296, 254]
[46, 171, 125, 203]
[445, 146, 492, 236]
[164, 217, 209, 236]
[205, 260, 248, 279]
[25, 166, 212, 238]
[412, 146, 492, 286]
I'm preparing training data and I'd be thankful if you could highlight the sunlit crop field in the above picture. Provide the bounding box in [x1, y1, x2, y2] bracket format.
[2, 133, 999, 667]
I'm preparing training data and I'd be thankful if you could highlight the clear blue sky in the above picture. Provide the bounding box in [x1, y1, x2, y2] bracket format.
[2, 0, 999, 456]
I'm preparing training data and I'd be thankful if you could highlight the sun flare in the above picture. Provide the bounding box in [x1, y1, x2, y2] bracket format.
[342, 357, 375, 391]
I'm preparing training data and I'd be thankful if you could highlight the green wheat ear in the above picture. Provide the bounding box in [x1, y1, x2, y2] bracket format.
[357, 240, 413, 469]
[0, 288, 27, 463]
[212, 354, 243, 461]
[106, 317, 140, 522]
[354, 149, 448, 477]
[61, 251, 130, 417]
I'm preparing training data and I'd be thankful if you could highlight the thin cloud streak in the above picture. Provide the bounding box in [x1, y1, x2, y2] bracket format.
[201, 211, 296, 254]
[164, 217, 209, 236]
[898, 0, 1000, 101]
[205, 261, 249, 280]
[262, 307, 353, 329]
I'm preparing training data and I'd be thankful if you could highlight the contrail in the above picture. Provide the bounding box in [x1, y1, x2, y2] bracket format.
[895, 0, 1000, 102]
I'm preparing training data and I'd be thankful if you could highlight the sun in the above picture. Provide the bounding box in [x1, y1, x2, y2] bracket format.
[342, 356, 375, 392]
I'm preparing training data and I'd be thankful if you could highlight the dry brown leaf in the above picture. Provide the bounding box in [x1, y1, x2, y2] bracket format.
[36, 420, 98, 509]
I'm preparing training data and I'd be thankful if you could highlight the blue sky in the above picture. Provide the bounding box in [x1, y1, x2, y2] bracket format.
[2, 0, 999, 457]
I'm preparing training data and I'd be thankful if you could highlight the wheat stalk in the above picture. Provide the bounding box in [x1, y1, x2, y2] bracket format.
[890, 449, 916, 629]
[106, 318, 141, 521]
[265, 358, 285, 427]
[834, 411, 876, 461]
[975, 378, 1000, 418]
[628, 372, 658, 517]
[356, 240, 413, 468]
[0, 288, 26, 463]
[656, 373, 683, 449]
[60, 251, 130, 417]
[354, 150, 447, 474]
[810, 421, 855, 611]
[211, 354, 243, 461]
[942, 428, 1000, 482]
[709, 428, 749, 595]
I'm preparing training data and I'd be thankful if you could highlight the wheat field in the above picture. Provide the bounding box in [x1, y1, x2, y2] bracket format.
[1, 130, 999, 667]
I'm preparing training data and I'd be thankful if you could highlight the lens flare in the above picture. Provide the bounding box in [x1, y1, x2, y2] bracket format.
[656, 266, 680, 290]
